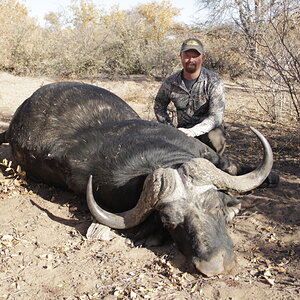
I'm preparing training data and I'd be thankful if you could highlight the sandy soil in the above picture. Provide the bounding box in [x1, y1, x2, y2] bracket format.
[0, 72, 299, 300]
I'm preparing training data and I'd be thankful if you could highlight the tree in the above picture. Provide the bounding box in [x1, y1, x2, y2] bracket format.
[196, 0, 300, 121]
[0, 0, 183, 78]
[245, 2, 300, 121]
[0, 0, 38, 73]
[0, 0, 28, 21]
[98, 3, 181, 77]
[44, 12, 63, 31]
[137, 0, 180, 41]
[68, 0, 102, 27]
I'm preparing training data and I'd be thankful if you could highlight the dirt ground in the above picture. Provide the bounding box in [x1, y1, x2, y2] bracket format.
[0, 72, 299, 300]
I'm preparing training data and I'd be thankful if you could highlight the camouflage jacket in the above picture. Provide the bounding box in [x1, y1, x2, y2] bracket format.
[154, 67, 225, 136]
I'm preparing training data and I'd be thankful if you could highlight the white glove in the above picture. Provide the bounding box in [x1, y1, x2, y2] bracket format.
[178, 127, 196, 137]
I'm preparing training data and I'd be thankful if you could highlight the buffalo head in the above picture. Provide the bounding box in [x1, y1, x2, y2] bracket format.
[86, 127, 273, 276]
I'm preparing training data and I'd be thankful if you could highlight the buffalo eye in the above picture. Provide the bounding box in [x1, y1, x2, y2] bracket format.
[158, 205, 185, 229]
[160, 214, 178, 229]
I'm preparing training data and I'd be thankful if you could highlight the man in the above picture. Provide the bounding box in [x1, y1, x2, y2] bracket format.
[154, 38, 226, 154]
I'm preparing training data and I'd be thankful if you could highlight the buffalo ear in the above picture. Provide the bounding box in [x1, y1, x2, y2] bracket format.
[218, 192, 241, 223]
[220, 192, 241, 207]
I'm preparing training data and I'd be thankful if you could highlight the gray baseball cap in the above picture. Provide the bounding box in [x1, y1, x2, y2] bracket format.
[180, 38, 204, 54]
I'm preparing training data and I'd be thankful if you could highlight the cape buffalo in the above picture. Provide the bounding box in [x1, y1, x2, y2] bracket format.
[0, 82, 274, 276]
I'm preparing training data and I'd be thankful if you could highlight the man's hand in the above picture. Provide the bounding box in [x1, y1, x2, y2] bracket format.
[178, 127, 196, 137]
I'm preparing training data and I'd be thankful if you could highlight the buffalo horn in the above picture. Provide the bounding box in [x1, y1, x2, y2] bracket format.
[215, 126, 273, 192]
[86, 171, 162, 229]
[180, 127, 273, 193]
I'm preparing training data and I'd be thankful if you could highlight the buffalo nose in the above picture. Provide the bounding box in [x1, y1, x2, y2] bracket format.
[193, 250, 237, 277]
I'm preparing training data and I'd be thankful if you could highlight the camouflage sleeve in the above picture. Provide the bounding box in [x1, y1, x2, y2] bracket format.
[189, 79, 225, 136]
[154, 81, 173, 126]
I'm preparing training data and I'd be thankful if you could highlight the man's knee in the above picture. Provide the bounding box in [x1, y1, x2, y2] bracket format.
[208, 127, 226, 155]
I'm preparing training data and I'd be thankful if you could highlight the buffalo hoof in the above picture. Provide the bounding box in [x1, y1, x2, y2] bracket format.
[86, 221, 117, 241]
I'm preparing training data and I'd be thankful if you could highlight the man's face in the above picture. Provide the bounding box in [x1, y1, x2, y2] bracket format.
[180, 50, 205, 74]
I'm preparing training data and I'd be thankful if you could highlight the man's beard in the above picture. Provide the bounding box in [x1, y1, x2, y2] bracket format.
[185, 63, 197, 73]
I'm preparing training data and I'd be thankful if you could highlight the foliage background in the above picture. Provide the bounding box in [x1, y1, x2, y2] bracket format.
[0, 0, 299, 121]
